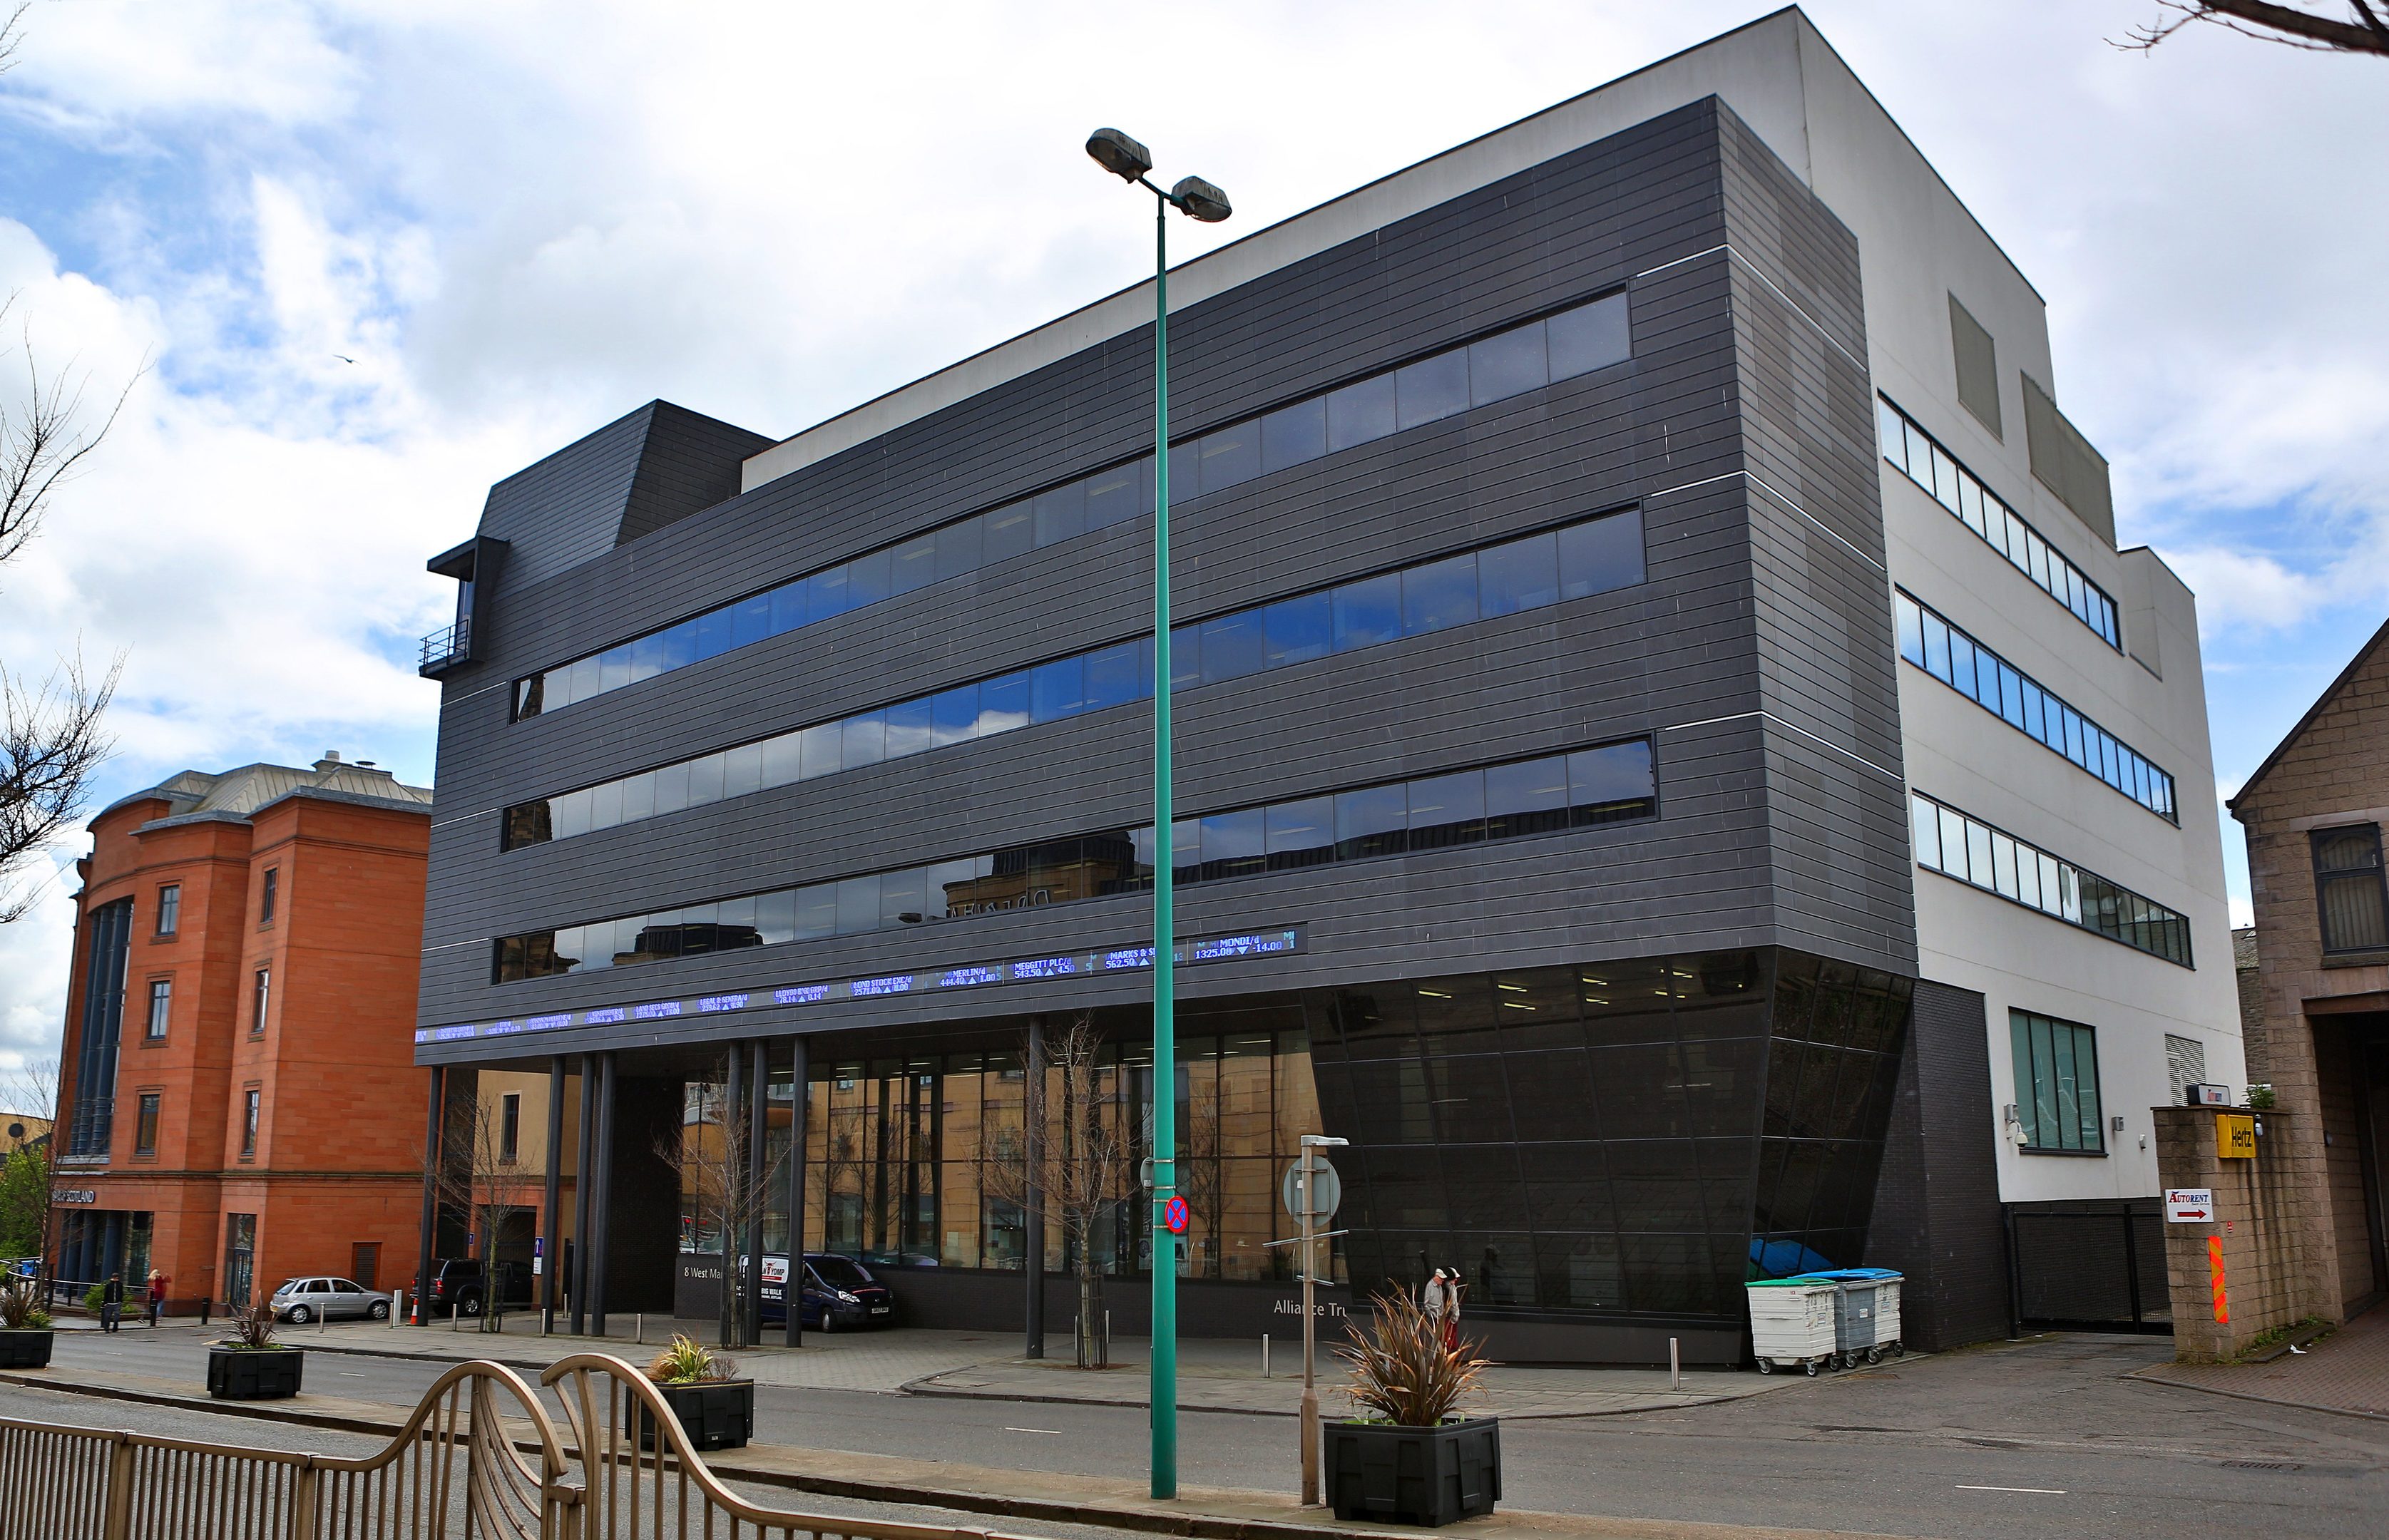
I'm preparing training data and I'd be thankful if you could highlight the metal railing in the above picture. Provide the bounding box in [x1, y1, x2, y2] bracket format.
[419, 619, 471, 672]
[1, 1351, 1040, 1540]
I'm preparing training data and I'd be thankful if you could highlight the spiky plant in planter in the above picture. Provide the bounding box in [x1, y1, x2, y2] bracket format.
[222, 1295, 285, 1351]
[1323, 1290, 1502, 1526]
[636, 1333, 754, 1451]
[0, 1280, 51, 1332]
[0, 1278, 55, 1368]
[207, 1295, 304, 1400]
[1335, 1288, 1488, 1427]
[645, 1333, 737, 1385]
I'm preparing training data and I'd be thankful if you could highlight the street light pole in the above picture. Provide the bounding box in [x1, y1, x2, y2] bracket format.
[1085, 126, 1230, 1505]
[1296, 1132, 1346, 1507]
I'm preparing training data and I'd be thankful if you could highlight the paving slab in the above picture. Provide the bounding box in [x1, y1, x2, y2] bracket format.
[2132, 1300, 2389, 1422]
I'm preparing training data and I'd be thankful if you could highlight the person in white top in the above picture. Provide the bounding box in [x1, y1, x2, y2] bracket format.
[1422, 1268, 1454, 1343]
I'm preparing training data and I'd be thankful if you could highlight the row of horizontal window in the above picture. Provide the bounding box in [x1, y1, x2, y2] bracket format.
[500, 507, 1647, 850]
[1894, 591, 2176, 822]
[1876, 396, 2120, 649]
[491, 739, 1657, 983]
[1908, 791, 2192, 967]
[513, 291, 1633, 721]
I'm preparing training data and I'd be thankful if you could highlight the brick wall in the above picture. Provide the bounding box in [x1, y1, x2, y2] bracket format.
[2152, 1107, 2326, 1361]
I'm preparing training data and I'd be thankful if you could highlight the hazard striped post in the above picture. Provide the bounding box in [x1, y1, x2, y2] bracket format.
[2206, 1235, 2229, 1325]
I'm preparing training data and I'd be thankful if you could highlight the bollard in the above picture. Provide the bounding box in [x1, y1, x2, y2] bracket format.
[1263, 1333, 1271, 1380]
[636, 1313, 645, 1346]
[1669, 1337, 1680, 1392]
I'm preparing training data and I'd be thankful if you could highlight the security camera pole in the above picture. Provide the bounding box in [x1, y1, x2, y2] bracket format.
[1084, 125, 1231, 1504]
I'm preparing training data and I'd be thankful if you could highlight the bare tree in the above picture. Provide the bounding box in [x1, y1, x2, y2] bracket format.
[658, 1059, 785, 1350]
[424, 1092, 541, 1333]
[0, 657, 120, 922]
[0, 6, 24, 82]
[2119, 1, 2389, 54]
[985, 1014, 1130, 1367]
[0, 254, 142, 920]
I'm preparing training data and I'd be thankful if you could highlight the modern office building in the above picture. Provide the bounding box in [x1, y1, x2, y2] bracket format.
[412, 9, 2240, 1362]
[49, 754, 437, 1309]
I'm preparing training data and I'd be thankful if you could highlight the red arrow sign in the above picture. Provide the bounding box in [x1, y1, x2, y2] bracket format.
[2176, 1208, 2207, 1221]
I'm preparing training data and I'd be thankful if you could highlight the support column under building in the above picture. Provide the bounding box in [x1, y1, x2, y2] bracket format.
[542, 1055, 566, 1331]
[1025, 1013, 1045, 1360]
[784, 1035, 807, 1350]
[745, 1038, 767, 1350]
[588, 1051, 615, 1338]
[414, 1065, 443, 1325]
[571, 1055, 595, 1335]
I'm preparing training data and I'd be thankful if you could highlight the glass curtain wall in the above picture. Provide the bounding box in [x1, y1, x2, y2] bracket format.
[716, 950, 1908, 1326]
[784, 998, 1331, 1283]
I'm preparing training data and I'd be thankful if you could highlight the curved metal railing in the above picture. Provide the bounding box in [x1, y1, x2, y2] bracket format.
[0, 1355, 574, 1539]
[541, 1352, 1028, 1540]
[1, 1350, 1043, 1540]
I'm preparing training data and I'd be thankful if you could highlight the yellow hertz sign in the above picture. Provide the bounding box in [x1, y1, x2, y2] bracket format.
[2216, 1112, 2257, 1160]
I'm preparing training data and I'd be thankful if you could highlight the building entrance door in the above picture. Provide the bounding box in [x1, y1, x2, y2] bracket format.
[352, 1242, 381, 1290]
[224, 1214, 256, 1307]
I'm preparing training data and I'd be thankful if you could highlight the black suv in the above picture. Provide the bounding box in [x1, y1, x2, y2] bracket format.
[413, 1258, 534, 1317]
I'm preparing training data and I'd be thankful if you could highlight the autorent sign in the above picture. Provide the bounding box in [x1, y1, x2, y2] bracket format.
[2164, 1188, 2214, 1223]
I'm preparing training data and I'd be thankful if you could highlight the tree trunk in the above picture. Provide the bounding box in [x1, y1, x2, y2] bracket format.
[1077, 1264, 1103, 1368]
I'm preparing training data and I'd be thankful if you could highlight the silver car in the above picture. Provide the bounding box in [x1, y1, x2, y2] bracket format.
[270, 1275, 392, 1323]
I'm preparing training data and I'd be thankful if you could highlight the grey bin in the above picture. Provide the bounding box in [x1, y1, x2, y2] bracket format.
[1814, 1269, 1903, 1367]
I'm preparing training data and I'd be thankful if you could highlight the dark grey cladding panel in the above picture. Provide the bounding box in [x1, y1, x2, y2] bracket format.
[421, 96, 1918, 1050]
[1714, 104, 1915, 976]
[1866, 980, 2007, 1350]
[450, 101, 1733, 710]
[432, 293, 1741, 834]
[469, 400, 771, 592]
[615, 404, 776, 547]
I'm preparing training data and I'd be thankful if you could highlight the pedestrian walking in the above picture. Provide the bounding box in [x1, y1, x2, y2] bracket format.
[1422, 1267, 1453, 1339]
[147, 1268, 168, 1327]
[100, 1272, 124, 1333]
[1441, 1267, 1464, 1352]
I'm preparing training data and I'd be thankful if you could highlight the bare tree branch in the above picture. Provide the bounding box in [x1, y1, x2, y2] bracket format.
[984, 1014, 1130, 1367]
[2117, 1, 2389, 54]
[0, 6, 26, 78]
[0, 653, 120, 922]
[660, 1059, 786, 1350]
[0, 299, 142, 572]
[422, 1088, 542, 1332]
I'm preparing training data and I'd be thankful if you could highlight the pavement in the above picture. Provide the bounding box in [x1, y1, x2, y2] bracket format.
[2134, 1303, 2389, 1422]
[9, 1323, 2387, 1538]
[0, 1351, 1891, 1540]
[271, 1315, 1789, 1418]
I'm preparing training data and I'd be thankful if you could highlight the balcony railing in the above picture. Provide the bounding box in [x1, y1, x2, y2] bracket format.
[419, 617, 472, 675]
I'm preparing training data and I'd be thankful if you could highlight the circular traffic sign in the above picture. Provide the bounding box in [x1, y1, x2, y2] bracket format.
[1163, 1195, 1189, 1233]
[1281, 1159, 1341, 1221]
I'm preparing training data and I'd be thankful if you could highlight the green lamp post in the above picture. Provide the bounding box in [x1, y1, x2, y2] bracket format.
[1085, 125, 1231, 1503]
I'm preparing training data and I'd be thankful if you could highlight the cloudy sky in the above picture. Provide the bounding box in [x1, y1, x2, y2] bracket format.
[0, 1, 2383, 1075]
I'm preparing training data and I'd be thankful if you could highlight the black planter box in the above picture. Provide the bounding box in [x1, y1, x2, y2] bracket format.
[630, 1379, 753, 1452]
[0, 1330, 53, 1369]
[207, 1346, 305, 1400]
[1324, 1416, 1501, 1526]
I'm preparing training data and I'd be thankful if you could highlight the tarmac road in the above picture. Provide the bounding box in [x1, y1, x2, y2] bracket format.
[16, 1325, 2388, 1539]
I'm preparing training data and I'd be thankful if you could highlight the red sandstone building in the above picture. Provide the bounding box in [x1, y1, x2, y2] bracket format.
[49, 754, 434, 1310]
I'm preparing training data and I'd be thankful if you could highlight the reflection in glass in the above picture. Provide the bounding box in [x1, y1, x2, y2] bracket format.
[500, 508, 1649, 850]
[516, 289, 1633, 722]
